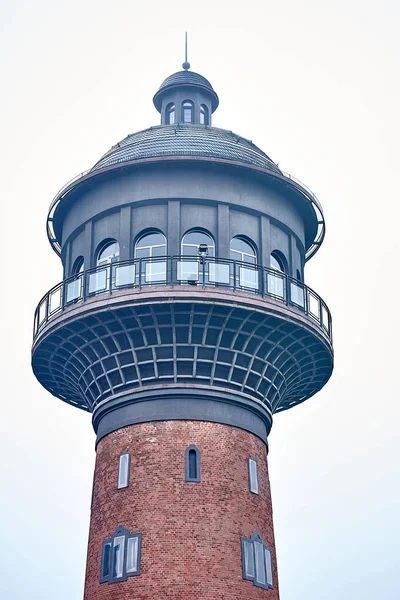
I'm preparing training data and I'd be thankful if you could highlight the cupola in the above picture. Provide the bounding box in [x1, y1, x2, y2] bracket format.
[153, 61, 219, 126]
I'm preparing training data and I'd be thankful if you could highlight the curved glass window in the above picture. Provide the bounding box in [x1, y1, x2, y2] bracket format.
[230, 237, 257, 265]
[97, 240, 120, 266]
[270, 252, 285, 272]
[230, 237, 258, 290]
[182, 100, 194, 123]
[88, 240, 120, 294]
[200, 104, 209, 125]
[72, 256, 84, 274]
[166, 103, 175, 125]
[268, 251, 286, 299]
[135, 231, 166, 284]
[181, 230, 215, 257]
[66, 256, 85, 303]
[179, 230, 215, 284]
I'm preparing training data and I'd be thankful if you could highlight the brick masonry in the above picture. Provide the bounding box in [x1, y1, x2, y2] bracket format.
[84, 420, 280, 599]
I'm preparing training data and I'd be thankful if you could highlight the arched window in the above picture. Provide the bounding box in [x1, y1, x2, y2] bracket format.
[268, 251, 287, 299]
[270, 252, 286, 273]
[182, 100, 194, 124]
[97, 240, 120, 266]
[89, 240, 120, 293]
[200, 104, 209, 125]
[179, 230, 215, 284]
[166, 103, 175, 125]
[181, 230, 215, 257]
[230, 237, 258, 290]
[72, 256, 84, 274]
[135, 231, 167, 284]
[230, 237, 257, 265]
[185, 444, 200, 482]
[66, 256, 85, 303]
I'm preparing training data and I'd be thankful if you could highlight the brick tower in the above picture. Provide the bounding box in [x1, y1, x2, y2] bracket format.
[32, 58, 333, 599]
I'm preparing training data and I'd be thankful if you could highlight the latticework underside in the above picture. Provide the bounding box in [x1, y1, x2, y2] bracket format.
[32, 300, 333, 415]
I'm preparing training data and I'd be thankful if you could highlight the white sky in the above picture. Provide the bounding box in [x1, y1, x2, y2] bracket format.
[1, 1, 399, 598]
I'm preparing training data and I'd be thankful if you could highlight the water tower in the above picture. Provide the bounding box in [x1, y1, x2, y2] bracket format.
[32, 57, 333, 599]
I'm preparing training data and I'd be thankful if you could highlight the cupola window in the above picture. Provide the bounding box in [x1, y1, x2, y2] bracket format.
[101, 527, 142, 584]
[230, 237, 258, 290]
[135, 231, 167, 284]
[166, 103, 175, 124]
[182, 100, 194, 123]
[268, 251, 287, 299]
[200, 104, 209, 125]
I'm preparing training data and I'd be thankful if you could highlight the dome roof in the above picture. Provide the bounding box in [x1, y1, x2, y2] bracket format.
[153, 70, 219, 111]
[90, 125, 281, 174]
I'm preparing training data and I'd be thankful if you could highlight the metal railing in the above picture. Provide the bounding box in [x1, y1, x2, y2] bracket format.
[33, 256, 332, 342]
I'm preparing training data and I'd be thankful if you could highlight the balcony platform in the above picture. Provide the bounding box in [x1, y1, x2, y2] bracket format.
[32, 259, 333, 419]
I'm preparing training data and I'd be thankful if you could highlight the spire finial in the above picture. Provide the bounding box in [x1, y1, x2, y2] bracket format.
[182, 32, 190, 70]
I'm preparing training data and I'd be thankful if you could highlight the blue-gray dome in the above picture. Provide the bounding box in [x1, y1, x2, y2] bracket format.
[91, 125, 281, 174]
[153, 70, 219, 111]
[159, 70, 214, 92]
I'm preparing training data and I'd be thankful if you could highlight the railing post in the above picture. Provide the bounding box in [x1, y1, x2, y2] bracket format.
[304, 285, 308, 315]
[139, 259, 142, 289]
[319, 297, 323, 327]
[233, 261, 237, 291]
[82, 272, 86, 301]
[169, 255, 173, 285]
[260, 266, 264, 297]
[285, 274, 290, 305]
[108, 265, 112, 294]
[62, 279, 66, 311]
[202, 258, 206, 288]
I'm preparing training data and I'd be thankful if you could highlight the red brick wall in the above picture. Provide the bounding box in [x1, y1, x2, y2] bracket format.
[84, 420, 280, 599]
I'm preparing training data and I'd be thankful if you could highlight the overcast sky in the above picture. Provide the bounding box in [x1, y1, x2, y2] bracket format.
[1, 1, 399, 598]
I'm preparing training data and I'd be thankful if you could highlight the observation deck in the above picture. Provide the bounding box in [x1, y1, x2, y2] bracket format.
[32, 256, 333, 422]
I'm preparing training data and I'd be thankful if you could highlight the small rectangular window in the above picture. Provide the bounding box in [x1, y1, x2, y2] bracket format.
[101, 542, 111, 581]
[248, 457, 259, 494]
[113, 535, 125, 579]
[264, 546, 273, 588]
[126, 536, 139, 574]
[243, 539, 255, 578]
[118, 453, 130, 489]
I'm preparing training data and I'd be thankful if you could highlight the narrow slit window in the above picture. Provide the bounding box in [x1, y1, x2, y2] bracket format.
[185, 444, 200, 482]
[101, 542, 111, 582]
[248, 457, 259, 494]
[118, 452, 130, 489]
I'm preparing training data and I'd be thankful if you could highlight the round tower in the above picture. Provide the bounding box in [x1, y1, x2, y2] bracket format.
[32, 60, 333, 599]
